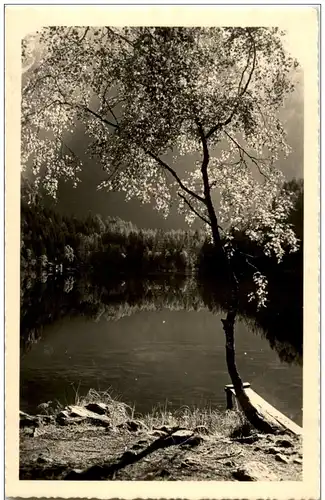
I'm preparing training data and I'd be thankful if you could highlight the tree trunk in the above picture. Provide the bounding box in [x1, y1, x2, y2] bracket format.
[221, 308, 278, 433]
[210, 221, 278, 433]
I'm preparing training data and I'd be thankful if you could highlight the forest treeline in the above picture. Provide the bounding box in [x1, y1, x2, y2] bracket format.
[21, 190, 206, 281]
[21, 178, 303, 285]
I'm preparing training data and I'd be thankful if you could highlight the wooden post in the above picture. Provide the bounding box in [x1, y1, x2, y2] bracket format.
[225, 387, 234, 410]
[224, 382, 251, 410]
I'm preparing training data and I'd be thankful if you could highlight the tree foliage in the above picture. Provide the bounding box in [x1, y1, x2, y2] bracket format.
[22, 26, 299, 262]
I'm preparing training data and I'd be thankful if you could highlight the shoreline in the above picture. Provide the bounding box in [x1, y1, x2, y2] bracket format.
[19, 390, 302, 481]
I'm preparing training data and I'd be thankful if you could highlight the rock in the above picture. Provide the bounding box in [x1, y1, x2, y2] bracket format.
[23, 427, 35, 437]
[121, 450, 137, 461]
[67, 405, 94, 418]
[233, 461, 277, 481]
[126, 420, 142, 432]
[85, 402, 109, 415]
[149, 429, 168, 437]
[266, 446, 279, 455]
[276, 438, 294, 448]
[64, 464, 112, 481]
[37, 454, 53, 465]
[19, 411, 39, 428]
[275, 453, 290, 463]
[66, 405, 111, 427]
[131, 443, 144, 450]
[56, 410, 86, 426]
[172, 429, 193, 439]
[172, 429, 193, 438]
[193, 425, 210, 435]
[117, 419, 144, 432]
[37, 414, 55, 425]
[155, 425, 178, 434]
[293, 458, 303, 465]
[169, 429, 197, 446]
[64, 468, 84, 480]
[57, 410, 71, 420]
[117, 420, 143, 432]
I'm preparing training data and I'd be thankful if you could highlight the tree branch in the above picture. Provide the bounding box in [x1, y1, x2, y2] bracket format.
[206, 32, 257, 141]
[196, 121, 210, 196]
[83, 106, 119, 130]
[79, 27, 90, 43]
[178, 192, 211, 226]
[196, 120, 224, 245]
[145, 149, 206, 204]
[237, 32, 256, 99]
[224, 131, 270, 181]
[102, 91, 121, 127]
[105, 27, 135, 47]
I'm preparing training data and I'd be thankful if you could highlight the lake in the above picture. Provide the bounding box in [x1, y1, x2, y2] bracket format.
[20, 276, 303, 425]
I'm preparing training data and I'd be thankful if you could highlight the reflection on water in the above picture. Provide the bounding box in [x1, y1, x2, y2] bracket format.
[20, 274, 303, 425]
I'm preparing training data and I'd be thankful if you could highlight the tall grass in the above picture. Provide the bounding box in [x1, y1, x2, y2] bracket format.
[50, 388, 246, 437]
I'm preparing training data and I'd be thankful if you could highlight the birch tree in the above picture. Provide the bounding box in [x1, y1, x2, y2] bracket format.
[22, 26, 300, 431]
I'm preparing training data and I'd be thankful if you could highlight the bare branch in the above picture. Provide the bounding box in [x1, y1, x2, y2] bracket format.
[105, 27, 135, 47]
[79, 27, 90, 43]
[101, 86, 121, 126]
[241, 254, 259, 271]
[145, 149, 206, 204]
[224, 131, 270, 182]
[237, 32, 257, 99]
[60, 140, 76, 158]
[178, 192, 211, 226]
[83, 106, 119, 130]
[237, 46, 253, 97]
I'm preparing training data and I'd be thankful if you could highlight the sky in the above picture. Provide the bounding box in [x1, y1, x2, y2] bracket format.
[23, 28, 304, 230]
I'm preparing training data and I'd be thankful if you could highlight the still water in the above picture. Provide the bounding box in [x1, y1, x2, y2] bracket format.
[20, 302, 302, 425]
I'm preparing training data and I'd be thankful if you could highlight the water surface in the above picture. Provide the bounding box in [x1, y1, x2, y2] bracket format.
[20, 303, 302, 424]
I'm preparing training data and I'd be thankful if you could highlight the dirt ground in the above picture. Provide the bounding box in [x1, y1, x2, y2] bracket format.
[20, 415, 302, 481]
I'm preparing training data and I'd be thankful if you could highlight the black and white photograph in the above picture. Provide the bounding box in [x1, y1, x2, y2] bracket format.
[4, 4, 319, 498]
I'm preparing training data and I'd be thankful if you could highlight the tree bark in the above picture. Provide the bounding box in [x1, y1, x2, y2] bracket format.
[221, 302, 278, 433]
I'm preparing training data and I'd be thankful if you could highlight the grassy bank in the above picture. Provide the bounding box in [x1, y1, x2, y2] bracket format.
[20, 390, 302, 481]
